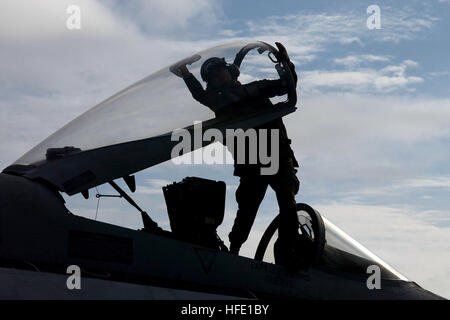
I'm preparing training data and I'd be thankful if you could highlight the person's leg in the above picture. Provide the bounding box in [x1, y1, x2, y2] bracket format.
[269, 159, 300, 243]
[228, 176, 268, 254]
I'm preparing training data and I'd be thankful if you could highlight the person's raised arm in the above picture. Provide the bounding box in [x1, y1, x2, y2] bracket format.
[242, 42, 297, 99]
[175, 65, 207, 104]
[275, 42, 298, 85]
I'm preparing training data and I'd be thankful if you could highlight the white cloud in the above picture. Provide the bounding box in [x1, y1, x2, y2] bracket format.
[146, 178, 172, 187]
[104, 0, 221, 36]
[0, 0, 220, 40]
[340, 177, 450, 195]
[217, 29, 242, 38]
[136, 186, 164, 195]
[333, 55, 391, 67]
[136, 178, 173, 195]
[301, 60, 423, 94]
[242, 8, 437, 65]
[0, 0, 136, 40]
[282, 93, 450, 191]
[405, 177, 450, 188]
[335, 178, 450, 221]
[375, 12, 436, 42]
[428, 71, 450, 78]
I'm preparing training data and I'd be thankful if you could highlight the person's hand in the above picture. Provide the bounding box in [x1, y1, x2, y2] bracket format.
[170, 54, 200, 78]
[275, 42, 297, 84]
[179, 65, 189, 78]
[275, 42, 291, 62]
[170, 64, 189, 78]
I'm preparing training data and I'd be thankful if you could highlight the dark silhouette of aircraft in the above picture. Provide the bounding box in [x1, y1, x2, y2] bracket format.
[0, 41, 443, 299]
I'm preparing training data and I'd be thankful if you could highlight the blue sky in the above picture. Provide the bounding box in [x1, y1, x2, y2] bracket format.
[1, 0, 449, 298]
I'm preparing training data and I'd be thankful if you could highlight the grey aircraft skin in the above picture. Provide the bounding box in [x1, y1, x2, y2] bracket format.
[0, 41, 444, 300]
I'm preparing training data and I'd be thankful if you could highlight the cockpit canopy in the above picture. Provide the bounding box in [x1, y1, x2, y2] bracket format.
[15, 41, 293, 167]
[6, 41, 296, 195]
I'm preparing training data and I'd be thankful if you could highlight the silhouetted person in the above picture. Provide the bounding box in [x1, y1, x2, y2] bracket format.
[173, 43, 300, 268]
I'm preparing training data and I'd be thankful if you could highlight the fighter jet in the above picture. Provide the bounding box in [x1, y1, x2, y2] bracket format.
[0, 41, 444, 299]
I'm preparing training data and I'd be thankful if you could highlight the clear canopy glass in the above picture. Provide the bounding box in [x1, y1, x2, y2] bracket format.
[15, 41, 282, 166]
[262, 214, 409, 281]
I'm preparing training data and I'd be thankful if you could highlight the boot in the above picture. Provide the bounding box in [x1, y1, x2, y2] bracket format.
[274, 235, 313, 272]
[229, 243, 240, 255]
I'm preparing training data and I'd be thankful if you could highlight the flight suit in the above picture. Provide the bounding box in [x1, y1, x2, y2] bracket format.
[183, 70, 300, 253]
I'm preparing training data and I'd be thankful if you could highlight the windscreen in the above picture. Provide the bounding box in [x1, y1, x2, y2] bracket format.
[14, 41, 281, 166]
[262, 215, 409, 281]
